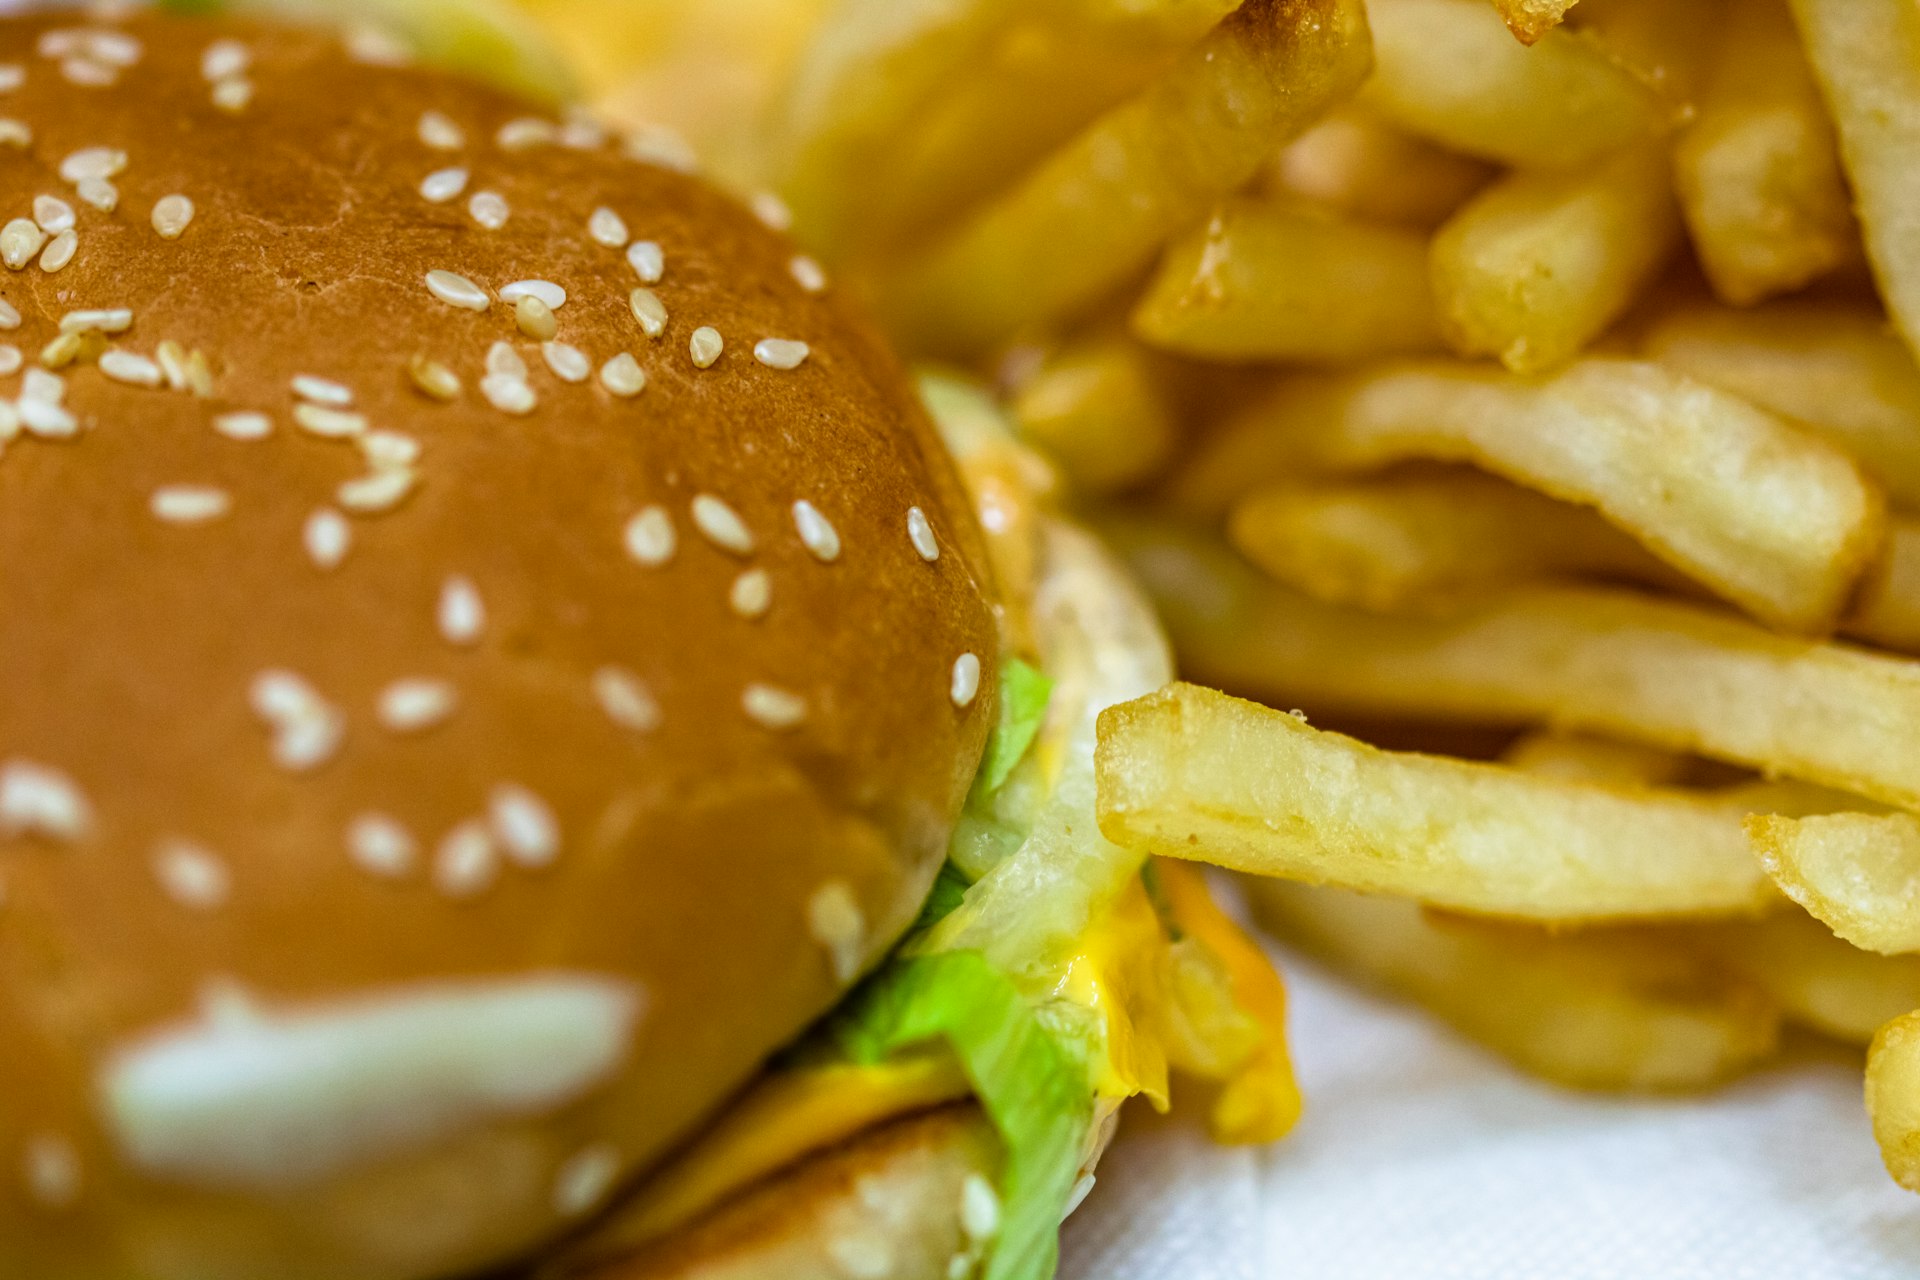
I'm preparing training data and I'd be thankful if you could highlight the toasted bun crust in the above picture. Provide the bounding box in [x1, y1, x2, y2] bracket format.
[0, 12, 996, 1279]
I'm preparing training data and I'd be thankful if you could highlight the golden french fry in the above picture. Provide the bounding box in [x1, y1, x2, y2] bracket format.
[1641, 299, 1920, 510]
[1502, 729, 1693, 789]
[880, 0, 1374, 355]
[1567, 0, 1723, 114]
[1671, 0, 1856, 306]
[1787, 0, 1920, 366]
[1131, 201, 1442, 364]
[1250, 881, 1781, 1089]
[1096, 683, 1775, 920]
[1227, 472, 1682, 613]
[1869, 1010, 1920, 1192]
[1748, 813, 1920, 955]
[1695, 912, 1920, 1045]
[1171, 359, 1884, 632]
[1010, 333, 1178, 497]
[767, 0, 1239, 262]
[1360, 0, 1664, 169]
[1106, 518, 1920, 809]
[1429, 147, 1680, 374]
[1488, 0, 1579, 45]
[1848, 519, 1920, 655]
[1269, 108, 1493, 228]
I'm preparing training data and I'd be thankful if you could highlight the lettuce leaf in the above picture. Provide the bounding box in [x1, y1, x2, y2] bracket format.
[975, 658, 1054, 797]
[834, 951, 1092, 1280]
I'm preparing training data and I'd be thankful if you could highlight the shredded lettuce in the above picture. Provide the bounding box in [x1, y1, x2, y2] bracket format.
[834, 952, 1093, 1280]
[976, 658, 1054, 797]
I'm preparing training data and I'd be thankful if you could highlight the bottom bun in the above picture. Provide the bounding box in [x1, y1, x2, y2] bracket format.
[558, 1105, 1002, 1280]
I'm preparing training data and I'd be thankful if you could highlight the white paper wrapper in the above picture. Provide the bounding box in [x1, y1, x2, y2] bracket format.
[1062, 942, 1920, 1279]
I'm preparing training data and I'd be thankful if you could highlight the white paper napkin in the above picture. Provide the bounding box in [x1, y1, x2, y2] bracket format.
[1062, 941, 1920, 1279]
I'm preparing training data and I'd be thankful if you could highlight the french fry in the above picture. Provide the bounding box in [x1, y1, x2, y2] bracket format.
[1671, 0, 1856, 306]
[1566, 0, 1723, 114]
[1787, 0, 1920, 366]
[1269, 108, 1492, 227]
[1130, 201, 1442, 364]
[1360, 0, 1664, 169]
[1502, 729, 1693, 789]
[1848, 519, 1920, 655]
[1748, 813, 1920, 955]
[881, 0, 1373, 356]
[1250, 881, 1780, 1089]
[1010, 333, 1177, 497]
[767, 0, 1240, 262]
[1096, 683, 1776, 921]
[1869, 1011, 1920, 1192]
[1641, 300, 1920, 510]
[1105, 518, 1920, 809]
[1695, 912, 1920, 1045]
[1170, 359, 1884, 632]
[1227, 472, 1683, 613]
[1429, 146, 1680, 373]
[1488, 0, 1579, 46]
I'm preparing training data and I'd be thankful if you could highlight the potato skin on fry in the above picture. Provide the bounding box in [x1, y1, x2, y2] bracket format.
[1869, 1011, 1920, 1193]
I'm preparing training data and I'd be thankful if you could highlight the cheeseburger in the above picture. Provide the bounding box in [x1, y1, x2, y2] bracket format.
[0, 8, 1298, 1279]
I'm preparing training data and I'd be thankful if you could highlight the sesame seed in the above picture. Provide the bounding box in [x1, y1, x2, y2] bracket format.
[84, 30, 142, 68]
[629, 288, 667, 338]
[75, 177, 116, 212]
[626, 240, 663, 283]
[23, 1136, 80, 1210]
[0, 65, 21, 93]
[480, 373, 536, 415]
[749, 190, 792, 231]
[806, 880, 865, 982]
[753, 338, 809, 371]
[419, 167, 468, 203]
[0, 346, 19, 377]
[150, 194, 193, 240]
[425, 269, 489, 311]
[153, 840, 229, 911]
[0, 299, 18, 329]
[59, 308, 131, 334]
[599, 352, 645, 397]
[291, 374, 353, 407]
[950, 653, 982, 708]
[959, 1174, 1001, 1243]
[150, 485, 230, 525]
[558, 115, 606, 151]
[182, 350, 214, 398]
[201, 39, 249, 81]
[2, 219, 45, 269]
[790, 255, 827, 293]
[0, 760, 92, 842]
[514, 295, 557, 341]
[497, 117, 557, 150]
[32, 196, 74, 235]
[210, 76, 252, 113]
[624, 123, 697, 172]
[304, 507, 350, 569]
[347, 25, 412, 66]
[293, 403, 367, 439]
[691, 494, 753, 555]
[338, 467, 417, 513]
[62, 58, 115, 88]
[542, 341, 590, 383]
[35, 335, 78, 373]
[99, 350, 162, 387]
[468, 191, 509, 230]
[689, 326, 723, 369]
[907, 507, 939, 561]
[486, 341, 528, 380]
[553, 1144, 620, 1218]
[438, 575, 485, 645]
[501, 279, 567, 310]
[18, 397, 76, 438]
[791, 500, 841, 561]
[589, 206, 628, 248]
[214, 411, 271, 440]
[38, 231, 76, 274]
[592, 665, 659, 732]
[59, 146, 124, 183]
[0, 119, 28, 148]
[489, 783, 559, 868]
[742, 682, 806, 730]
[623, 506, 676, 566]
[346, 813, 416, 878]
[0, 401, 17, 440]
[21, 369, 64, 404]
[377, 678, 458, 733]
[434, 819, 497, 898]
[408, 354, 460, 401]
[273, 710, 344, 771]
[418, 109, 464, 150]
[359, 430, 420, 471]
[250, 669, 323, 723]
[729, 568, 772, 618]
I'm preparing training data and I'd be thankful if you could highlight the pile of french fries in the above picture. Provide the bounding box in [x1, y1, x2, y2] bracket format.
[544, 0, 1920, 1197]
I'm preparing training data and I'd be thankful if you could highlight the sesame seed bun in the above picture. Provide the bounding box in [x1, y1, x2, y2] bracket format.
[0, 11, 998, 1279]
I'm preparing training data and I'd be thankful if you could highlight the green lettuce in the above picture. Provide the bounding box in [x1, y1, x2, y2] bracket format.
[975, 658, 1054, 797]
[834, 951, 1093, 1280]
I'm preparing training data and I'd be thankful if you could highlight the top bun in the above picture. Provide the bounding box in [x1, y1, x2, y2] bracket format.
[0, 11, 998, 1279]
